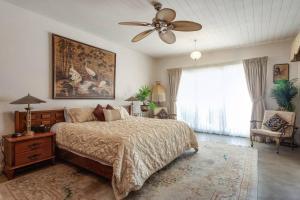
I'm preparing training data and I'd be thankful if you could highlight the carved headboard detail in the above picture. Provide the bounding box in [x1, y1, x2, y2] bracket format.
[15, 109, 65, 132]
[15, 105, 132, 133]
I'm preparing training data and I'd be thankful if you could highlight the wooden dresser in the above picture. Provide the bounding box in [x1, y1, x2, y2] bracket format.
[2, 132, 55, 179]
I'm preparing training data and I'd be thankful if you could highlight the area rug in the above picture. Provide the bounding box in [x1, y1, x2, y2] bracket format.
[0, 142, 257, 200]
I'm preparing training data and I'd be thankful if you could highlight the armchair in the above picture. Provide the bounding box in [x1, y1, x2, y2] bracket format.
[250, 110, 297, 154]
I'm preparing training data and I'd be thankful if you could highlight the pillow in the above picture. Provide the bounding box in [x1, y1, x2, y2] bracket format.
[103, 109, 122, 122]
[64, 107, 72, 123]
[112, 106, 130, 119]
[106, 104, 114, 110]
[93, 104, 105, 121]
[264, 114, 288, 131]
[65, 107, 97, 123]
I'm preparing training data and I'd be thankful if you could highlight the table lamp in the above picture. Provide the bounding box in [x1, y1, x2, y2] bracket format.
[125, 96, 138, 115]
[10, 93, 46, 136]
[151, 81, 166, 106]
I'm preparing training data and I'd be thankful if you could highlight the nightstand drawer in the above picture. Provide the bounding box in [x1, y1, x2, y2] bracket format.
[15, 148, 52, 166]
[15, 137, 51, 154]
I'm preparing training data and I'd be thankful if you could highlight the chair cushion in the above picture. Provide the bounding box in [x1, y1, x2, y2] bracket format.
[263, 114, 288, 131]
[251, 129, 283, 137]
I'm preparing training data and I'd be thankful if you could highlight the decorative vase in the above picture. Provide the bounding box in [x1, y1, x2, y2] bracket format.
[140, 105, 149, 112]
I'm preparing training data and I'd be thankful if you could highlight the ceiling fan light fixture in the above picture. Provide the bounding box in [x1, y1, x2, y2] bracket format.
[190, 51, 202, 60]
[118, 2, 202, 44]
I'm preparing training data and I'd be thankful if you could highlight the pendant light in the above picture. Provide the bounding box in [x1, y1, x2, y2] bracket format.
[190, 39, 202, 61]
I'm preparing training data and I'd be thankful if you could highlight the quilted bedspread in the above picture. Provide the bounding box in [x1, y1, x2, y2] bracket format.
[54, 116, 198, 199]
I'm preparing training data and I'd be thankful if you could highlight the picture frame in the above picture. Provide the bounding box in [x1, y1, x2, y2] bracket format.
[273, 63, 289, 83]
[52, 34, 116, 99]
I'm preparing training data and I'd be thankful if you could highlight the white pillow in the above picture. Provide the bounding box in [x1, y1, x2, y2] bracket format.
[103, 109, 122, 122]
[112, 106, 130, 119]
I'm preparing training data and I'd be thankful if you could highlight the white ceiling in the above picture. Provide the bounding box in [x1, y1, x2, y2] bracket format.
[5, 0, 300, 58]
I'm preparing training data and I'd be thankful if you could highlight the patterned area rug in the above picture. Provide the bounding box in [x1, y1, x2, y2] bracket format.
[0, 142, 257, 200]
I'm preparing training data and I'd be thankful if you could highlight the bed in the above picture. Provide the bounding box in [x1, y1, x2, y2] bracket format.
[15, 106, 198, 199]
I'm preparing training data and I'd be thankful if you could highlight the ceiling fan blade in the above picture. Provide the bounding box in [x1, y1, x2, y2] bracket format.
[159, 30, 176, 44]
[156, 8, 176, 22]
[171, 21, 202, 31]
[119, 21, 152, 26]
[132, 29, 155, 42]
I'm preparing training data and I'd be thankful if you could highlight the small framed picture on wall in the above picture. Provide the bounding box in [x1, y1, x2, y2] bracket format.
[273, 63, 289, 83]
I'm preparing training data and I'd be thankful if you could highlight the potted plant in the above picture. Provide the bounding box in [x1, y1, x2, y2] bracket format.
[136, 86, 157, 112]
[271, 79, 298, 112]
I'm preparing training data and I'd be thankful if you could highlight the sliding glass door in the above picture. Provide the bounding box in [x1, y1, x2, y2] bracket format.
[177, 62, 252, 137]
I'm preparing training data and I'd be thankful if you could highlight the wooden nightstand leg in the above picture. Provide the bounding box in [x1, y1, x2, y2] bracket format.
[4, 168, 15, 180]
[51, 157, 56, 165]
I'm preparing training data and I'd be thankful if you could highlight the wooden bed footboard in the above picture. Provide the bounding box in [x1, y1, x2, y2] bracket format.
[56, 147, 113, 180]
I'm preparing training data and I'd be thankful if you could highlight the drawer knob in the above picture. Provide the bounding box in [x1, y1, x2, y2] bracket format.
[28, 154, 40, 161]
[28, 143, 40, 150]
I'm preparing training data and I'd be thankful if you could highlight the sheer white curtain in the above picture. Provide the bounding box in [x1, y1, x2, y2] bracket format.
[177, 62, 252, 137]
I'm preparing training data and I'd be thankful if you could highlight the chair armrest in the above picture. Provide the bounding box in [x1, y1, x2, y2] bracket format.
[250, 120, 262, 123]
[168, 114, 177, 119]
[250, 120, 263, 129]
[280, 124, 298, 137]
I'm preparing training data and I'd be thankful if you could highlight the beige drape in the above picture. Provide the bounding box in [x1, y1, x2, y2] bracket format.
[168, 68, 182, 114]
[243, 56, 268, 121]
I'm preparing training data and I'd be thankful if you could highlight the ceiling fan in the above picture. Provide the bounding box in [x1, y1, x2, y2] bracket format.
[118, 1, 202, 44]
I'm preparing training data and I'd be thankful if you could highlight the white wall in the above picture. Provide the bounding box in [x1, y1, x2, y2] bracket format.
[154, 39, 300, 141]
[0, 1, 155, 134]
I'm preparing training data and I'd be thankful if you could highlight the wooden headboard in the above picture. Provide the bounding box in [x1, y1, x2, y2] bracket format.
[15, 109, 65, 132]
[15, 105, 132, 132]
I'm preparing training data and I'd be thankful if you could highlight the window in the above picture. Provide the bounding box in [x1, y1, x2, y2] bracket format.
[177, 62, 252, 137]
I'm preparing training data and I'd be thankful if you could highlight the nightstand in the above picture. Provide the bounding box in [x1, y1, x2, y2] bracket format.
[2, 132, 55, 179]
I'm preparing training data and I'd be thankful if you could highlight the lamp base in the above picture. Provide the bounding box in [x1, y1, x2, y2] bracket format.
[12, 132, 24, 137]
[24, 130, 34, 136]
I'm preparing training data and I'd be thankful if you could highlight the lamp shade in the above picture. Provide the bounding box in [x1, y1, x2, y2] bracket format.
[151, 81, 166, 102]
[10, 94, 46, 104]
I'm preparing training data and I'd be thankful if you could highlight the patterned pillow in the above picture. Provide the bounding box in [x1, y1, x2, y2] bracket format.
[264, 114, 288, 131]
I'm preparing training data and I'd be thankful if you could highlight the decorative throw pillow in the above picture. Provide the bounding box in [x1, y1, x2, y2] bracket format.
[264, 114, 288, 131]
[106, 104, 114, 110]
[93, 104, 105, 121]
[65, 107, 97, 123]
[103, 109, 122, 122]
[112, 106, 130, 119]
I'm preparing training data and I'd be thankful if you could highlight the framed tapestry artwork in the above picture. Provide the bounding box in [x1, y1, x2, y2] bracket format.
[273, 63, 289, 83]
[52, 34, 116, 99]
